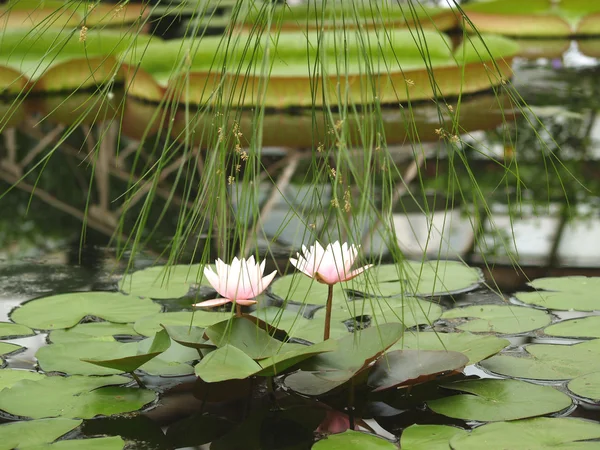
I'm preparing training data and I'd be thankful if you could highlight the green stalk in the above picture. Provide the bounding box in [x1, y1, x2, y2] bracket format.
[323, 284, 334, 340]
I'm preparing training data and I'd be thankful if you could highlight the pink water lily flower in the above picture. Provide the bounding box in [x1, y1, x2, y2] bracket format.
[290, 241, 372, 285]
[193, 256, 276, 309]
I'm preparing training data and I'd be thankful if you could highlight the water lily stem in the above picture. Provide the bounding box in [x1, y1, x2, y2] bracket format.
[323, 284, 334, 340]
[235, 303, 242, 317]
[130, 372, 146, 389]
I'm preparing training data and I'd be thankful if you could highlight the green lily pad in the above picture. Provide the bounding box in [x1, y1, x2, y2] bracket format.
[119, 264, 213, 299]
[400, 424, 468, 450]
[568, 372, 600, 403]
[11, 292, 161, 330]
[0, 375, 155, 419]
[0, 418, 82, 450]
[256, 339, 338, 377]
[0, 368, 45, 391]
[515, 276, 600, 311]
[271, 274, 353, 306]
[441, 305, 551, 334]
[312, 430, 396, 449]
[428, 379, 572, 422]
[480, 339, 600, 381]
[449, 417, 600, 450]
[390, 331, 509, 365]
[24, 436, 125, 449]
[161, 325, 213, 349]
[0, 322, 34, 339]
[0, 342, 22, 356]
[82, 330, 171, 373]
[134, 311, 231, 337]
[195, 344, 263, 383]
[137, 340, 198, 376]
[368, 350, 469, 392]
[545, 316, 600, 338]
[48, 323, 139, 344]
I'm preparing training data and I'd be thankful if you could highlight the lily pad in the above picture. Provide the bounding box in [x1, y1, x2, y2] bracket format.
[137, 340, 199, 376]
[0, 342, 22, 357]
[515, 276, 600, 312]
[11, 292, 161, 330]
[400, 424, 468, 450]
[195, 344, 263, 383]
[271, 274, 352, 306]
[256, 339, 338, 377]
[0, 418, 82, 450]
[312, 430, 396, 449]
[0, 322, 34, 339]
[25, 436, 125, 449]
[161, 325, 213, 349]
[119, 264, 213, 299]
[0, 375, 155, 419]
[544, 316, 600, 338]
[134, 311, 231, 337]
[368, 350, 469, 392]
[0, 368, 45, 391]
[441, 305, 551, 334]
[480, 339, 600, 381]
[428, 379, 572, 422]
[568, 372, 600, 403]
[449, 417, 600, 450]
[390, 331, 509, 365]
[48, 323, 139, 344]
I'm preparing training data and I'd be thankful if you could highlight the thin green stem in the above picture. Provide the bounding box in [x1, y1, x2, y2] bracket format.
[323, 284, 334, 341]
[130, 371, 146, 389]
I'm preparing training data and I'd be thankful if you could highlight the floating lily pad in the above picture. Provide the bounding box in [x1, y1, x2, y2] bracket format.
[0, 368, 45, 391]
[368, 350, 469, 392]
[428, 379, 572, 422]
[441, 305, 551, 334]
[271, 275, 351, 306]
[134, 311, 231, 337]
[138, 340, 199, 376]
[119, 264, 213, 299]
[0, 418, 82, 450]
[449, 417, 600, 450]
[480, 339, 600, 381]
[48, 323, 140, 344]
[0, 375, 155, 419]
[312, 430, 396, 449]
[25, 436, 125, 449]
[400, 424, 468, 450]
[390, 331, 509, 365]
[195, 344, 263, 383]
[0, 342, 22, 357]
[161, 325, 213, 349]
[256, 339, 338, 377]
[545, 316, 600, 338]
[11, 292, 161, 330]
[0, 322, 33, 339]
[515, 276, 600, 312]
[568, 372, 600, 403]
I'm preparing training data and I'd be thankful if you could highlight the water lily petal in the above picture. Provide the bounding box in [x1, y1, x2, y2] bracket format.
[193, 298, 232, 308]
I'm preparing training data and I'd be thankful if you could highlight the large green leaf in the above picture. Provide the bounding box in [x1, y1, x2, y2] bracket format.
[312, 430, 397, 449]
[0, 368, 45, 391]
[390, 331, 509, 364]
[0, 321, 34, 339]
[428, 379, 572, 422]
[11, 292, 161, 330]
[441, 305, 551, 334]
[256, 339, 338, 377]
[480, 339, 600, 381]
[0, 375, 155, 419]
[119, 264, 213, 299]
[0, 418, 82, 450]
[515, 276, 600, 311]
[134, 311, 231, 336]
[545, 316, 600, 338]
[195, 344, 263, 383]
[138, 340, 199, 376]
[568, 372, 600, 403]
[449, 417, 600, 450]
[270, 274, 352, 306]
[24, 436, 125, 449]
[48, 323, 139, 344]
[161, 325, 213, 350]
[368, 350, 468, 392]
[0, 342, 22, 356]
[400, 424, 468, 450]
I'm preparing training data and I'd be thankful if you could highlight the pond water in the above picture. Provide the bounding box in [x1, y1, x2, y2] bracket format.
[2, 22, 600, 450]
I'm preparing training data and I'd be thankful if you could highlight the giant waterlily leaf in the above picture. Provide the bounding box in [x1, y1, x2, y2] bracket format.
[441, 305, 551, 334]
[119, 264, 214, 299]
[48, 322, 139, 344]
[312, 430, 397, 449]
[368, 350, 469, 392]
[545, 316, 600, 338]
[0, 375, 155, 419]
[480, 339, 600, 381]
[82, 330, 171, 373]
[0, 321, 33, 339]
[0, 418, 82, 450]
[195, 344, 263, 383]
[568, 372, 600, 403]
[400, 424, 468, 450]
[25, 436, 125, 449]
[0, 368, 45, 391]
[390, 331, 509, 365]
[428, 379, 572, 422]
[11, 292, 161, 330]
[134, 311, 231, 337]
[449, 417, 600, 450]
[515, 276, 600, 311]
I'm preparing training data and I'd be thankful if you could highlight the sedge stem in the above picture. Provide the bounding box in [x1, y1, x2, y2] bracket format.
[323, 284, 334, 340]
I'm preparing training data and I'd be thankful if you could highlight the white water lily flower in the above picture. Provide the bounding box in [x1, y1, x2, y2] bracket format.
[290, 241, 372, 285]
[193, 256, 276, 308]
